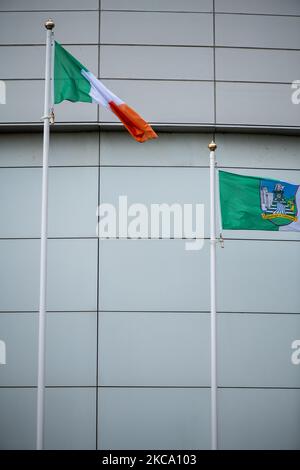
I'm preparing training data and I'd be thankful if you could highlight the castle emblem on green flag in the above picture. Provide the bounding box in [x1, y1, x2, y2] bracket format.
[260, 180, 298, 226]
[219, 170, 300, 232]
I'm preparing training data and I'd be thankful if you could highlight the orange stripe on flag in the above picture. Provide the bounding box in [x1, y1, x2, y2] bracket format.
[109, 101, 158, 143]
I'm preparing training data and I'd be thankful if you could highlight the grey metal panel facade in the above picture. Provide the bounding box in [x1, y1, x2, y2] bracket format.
[99, 388, 211, 450]
[0, 45, 98, 80]
[99, 80, 214, 124]
[100, 11, 213, 46]
[215, 0, 300, 16]
[216, 48, 300, 84]
[0, 0, 99, 11]
[99, 131, 211, 166]
[215, 14, 300, 49]
[99, 312, 210, 387]
[1, 4, 299, 129]
[0, 1, 299, 451]
[219, 389, 300, 450]
[0, 11, 99, 45]
[101, 0, 213, 12]
[0, 132, 99, 167]
[99, 239, 210, 312]
[216, 82, 299, 127]
[0, 81, 98, 123]
[100, 45, 214, 80]
[44, 388, 96, 450]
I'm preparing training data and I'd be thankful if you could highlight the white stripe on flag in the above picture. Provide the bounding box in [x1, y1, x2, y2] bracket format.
[81, 69, 124, 108]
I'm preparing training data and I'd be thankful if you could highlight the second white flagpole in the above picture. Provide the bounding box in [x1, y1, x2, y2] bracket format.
[36, 18, 55, 451]
[208, 140, 218, 450]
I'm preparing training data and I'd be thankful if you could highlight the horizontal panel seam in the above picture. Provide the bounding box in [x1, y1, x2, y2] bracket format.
[0, 385, 300, 389]
[1, 78, 298, 85]
[0, 311, 299, 315]
[2, 44, 300, 51]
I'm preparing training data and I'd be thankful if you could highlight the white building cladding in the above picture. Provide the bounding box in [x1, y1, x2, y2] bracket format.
[0, 0, 300, 450]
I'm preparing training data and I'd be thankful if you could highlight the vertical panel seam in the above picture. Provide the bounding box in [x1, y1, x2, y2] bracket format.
[212, 0, 217, 140]
[95, 0, 101, 452]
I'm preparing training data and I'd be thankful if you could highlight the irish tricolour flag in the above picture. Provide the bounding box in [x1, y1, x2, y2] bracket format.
[54, 41, 157, 143]
[219, 171, 300, 232]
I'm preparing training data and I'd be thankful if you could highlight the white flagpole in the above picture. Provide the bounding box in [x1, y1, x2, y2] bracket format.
[36, 18, 55, 451]
[208, 140, 218, 450]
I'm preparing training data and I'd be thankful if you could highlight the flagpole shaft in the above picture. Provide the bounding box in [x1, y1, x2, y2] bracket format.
[36, 19, 54, 451]
[209, 141, 218, 450]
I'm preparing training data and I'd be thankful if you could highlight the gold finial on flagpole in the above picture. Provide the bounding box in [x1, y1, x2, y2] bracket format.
[208, 141, 217, 151]
[45, 18, 55, 30]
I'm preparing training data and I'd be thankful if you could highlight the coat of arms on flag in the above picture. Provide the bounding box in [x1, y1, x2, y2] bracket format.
[260, 179, 298, 226]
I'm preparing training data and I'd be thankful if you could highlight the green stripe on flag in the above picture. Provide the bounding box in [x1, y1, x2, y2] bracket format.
[54, 41, 92, 104]
[219, 170, 278, 231]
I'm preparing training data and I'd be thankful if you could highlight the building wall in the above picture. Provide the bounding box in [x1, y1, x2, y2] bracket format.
[1, 0, 300, 128]
[0, 1, 299, 450]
